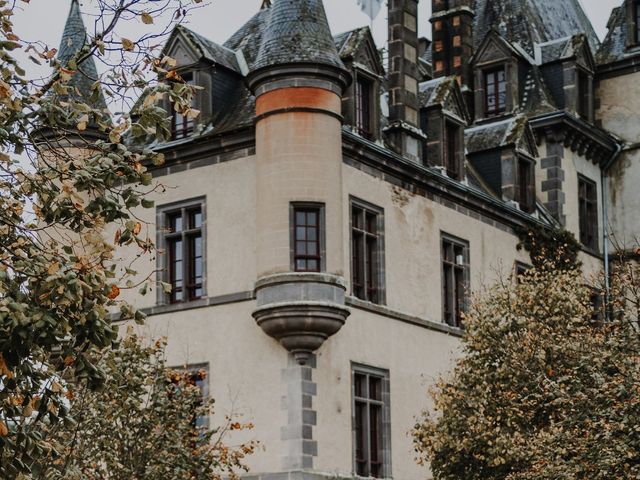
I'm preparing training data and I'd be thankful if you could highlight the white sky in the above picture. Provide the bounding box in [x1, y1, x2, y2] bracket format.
[12, 0, 622, 79]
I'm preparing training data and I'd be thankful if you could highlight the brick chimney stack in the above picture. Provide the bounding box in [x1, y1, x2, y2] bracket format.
[431, 0, 475, 110]
[386, 0, 426, 163]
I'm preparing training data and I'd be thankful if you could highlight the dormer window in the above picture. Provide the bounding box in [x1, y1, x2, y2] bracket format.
[444, 121, 462, 180]
[516, 157, 535, 213]
[355, 75, 374, 139]
[171, 72, 195, 139]
[577, 69, 591, 120]
[484, 67, 506, 116]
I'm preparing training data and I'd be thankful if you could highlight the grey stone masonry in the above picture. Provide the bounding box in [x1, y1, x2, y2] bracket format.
[281, 354, 318, 470]
[541, 135, 567, 226]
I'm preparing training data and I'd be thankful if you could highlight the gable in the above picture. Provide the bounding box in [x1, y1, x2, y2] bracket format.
[164, 31, 201, 67]
[573, 39, 596, 72]
[336, 27, 384, 77]
[473, 32, 519, 67]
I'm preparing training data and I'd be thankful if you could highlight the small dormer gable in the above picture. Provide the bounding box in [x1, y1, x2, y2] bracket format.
[335, 26, 384, 77]
[471, 31, 524, 68]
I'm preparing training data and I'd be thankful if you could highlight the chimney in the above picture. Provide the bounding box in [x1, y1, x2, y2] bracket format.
[431, 0, 475, 109]
[386, 0, 426, 163]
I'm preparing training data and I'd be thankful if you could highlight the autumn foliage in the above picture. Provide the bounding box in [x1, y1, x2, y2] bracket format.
[413, 263, 640, 479]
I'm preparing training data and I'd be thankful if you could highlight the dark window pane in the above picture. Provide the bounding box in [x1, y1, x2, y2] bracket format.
[296, 241, 306, 255]
[369, 377, 381, 401]
[169, 213, 183, 233]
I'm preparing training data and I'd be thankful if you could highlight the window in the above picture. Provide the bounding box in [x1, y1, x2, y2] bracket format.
[291, 204, 324, 272]
[442, 234, 469, 328]
[578, 175, 598, 250]
[577, 70, 591, 120]
[352, 365, 390, 479]
[355, 76, 374, 139]
[171, 72, 195, 139]
[444, 122, 461, 179]
[351, 200, 384, 304]
[636, 0, 640, 45]
[160, 200, 205, 303]
[514, 261, 531, 283]
[484, 67, 506, 116]
[170, 364, 209, 430]
[516, 157, 535, 212]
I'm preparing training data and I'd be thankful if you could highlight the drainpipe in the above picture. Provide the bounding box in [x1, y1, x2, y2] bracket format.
[601, 142, 623, 316]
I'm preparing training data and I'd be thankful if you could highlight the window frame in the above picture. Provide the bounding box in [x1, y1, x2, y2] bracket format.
[171, 71, 195, 140]
[576, 67, 592, 121]
[354, 71, 376, 140]
[578, 174, 598, 251]
[484, 66, 507, 117]
[444, 119, 463, 180]
[169, 362, 210, 430]
[350, 197, 385, 305]
[516, 155, 535, 213]
[157, 197, 206, 305]
[290, 202, 326, 273]
[441, 233, 470, 328]
[351, 363, 391, 479]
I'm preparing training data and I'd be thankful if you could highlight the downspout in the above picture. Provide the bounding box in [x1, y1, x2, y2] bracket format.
[601, 142, 623, 316]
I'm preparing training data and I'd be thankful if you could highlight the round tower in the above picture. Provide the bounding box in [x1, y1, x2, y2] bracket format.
[248, 0, 351, 365]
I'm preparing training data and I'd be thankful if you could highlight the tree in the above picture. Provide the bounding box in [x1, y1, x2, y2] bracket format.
[31, 332, 257, 480]
[0, 0, 203, 476]
[412, 263, 640, 480]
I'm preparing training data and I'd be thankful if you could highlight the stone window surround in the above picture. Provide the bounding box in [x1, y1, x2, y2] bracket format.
[289, 202, 326, 273]
[474, 59, 516, 121]
[156, 196, 207, 306]
[577, 173, 599, 252]
[443, 114, 466, 181]
[573, 64, 594, 123]
[440, 231, 470, 327]
[351, 362, 392, 479]
[515, 152, 536, 213]
[352, 66, 381, 140]
[168, 362, 210, 429]
[349, 196, 387, 306]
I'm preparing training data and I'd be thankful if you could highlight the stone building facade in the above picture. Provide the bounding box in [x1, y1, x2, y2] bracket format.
[54, 0, 640, 479]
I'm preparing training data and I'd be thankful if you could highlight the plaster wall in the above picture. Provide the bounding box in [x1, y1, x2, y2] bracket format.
[342, 164, 532, 322]
[597, 72, 640, 249]
[113, 155, 257, 309]
[314, 309, 460, 479]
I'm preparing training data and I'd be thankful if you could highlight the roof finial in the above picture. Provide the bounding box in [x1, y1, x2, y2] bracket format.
[261, 0, 271, 9]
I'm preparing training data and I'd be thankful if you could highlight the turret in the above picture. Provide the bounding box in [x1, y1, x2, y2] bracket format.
[247, 0, 350, 365]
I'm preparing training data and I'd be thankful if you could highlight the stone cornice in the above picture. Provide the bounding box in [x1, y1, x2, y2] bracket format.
[529, 111, 620, 164]
[342, 129, 550, 232]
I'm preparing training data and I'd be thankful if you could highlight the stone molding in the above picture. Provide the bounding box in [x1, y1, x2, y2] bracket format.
[253, 273, 350, 364]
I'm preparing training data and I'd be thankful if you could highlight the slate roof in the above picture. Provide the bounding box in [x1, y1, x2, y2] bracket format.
[334, 26, 370, 60]
[538, 33, 592, 65]
[224, 8, 270, 70]
[465, 115, 530, 154]
[253, 0, 345, 72]
[473, 0, 599, 56]
[597, 5, 639, 64]
[418, 77, 455, 108]
[176, 25, 241, 73]
[57, 0, 107, 111]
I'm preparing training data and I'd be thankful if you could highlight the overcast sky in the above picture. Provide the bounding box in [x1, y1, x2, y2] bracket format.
[12, 0, 622, 79]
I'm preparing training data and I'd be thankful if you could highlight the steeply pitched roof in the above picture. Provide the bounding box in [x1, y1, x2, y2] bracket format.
[597, 5, 638, 64]
[465, 115, 536, 155]
[224, 8, 270, 70]
[418, 76, 470, 122]
[253, 0, 345, 72]
[174, 25, 241, 73]
[473, 0, 599, 56]
[57, 0, 107, 111]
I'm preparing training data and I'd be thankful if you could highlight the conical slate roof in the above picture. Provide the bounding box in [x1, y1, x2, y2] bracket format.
[57, 0, 107, 111]
[253, 0, 345, 72]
